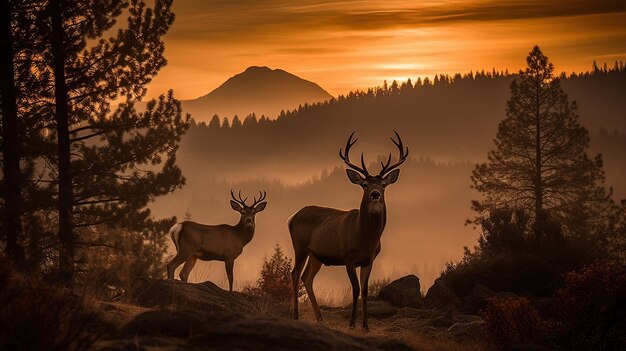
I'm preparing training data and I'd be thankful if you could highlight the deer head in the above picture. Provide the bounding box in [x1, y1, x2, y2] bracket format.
[339, 131, 408, 213]
[230, 190, 267, 227]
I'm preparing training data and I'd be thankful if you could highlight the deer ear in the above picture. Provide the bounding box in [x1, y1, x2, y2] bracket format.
[230, 200, 243, 212]
[346, 169, 365, 185]
[254, 202, 267, 213]
[383, 169, 400, 185]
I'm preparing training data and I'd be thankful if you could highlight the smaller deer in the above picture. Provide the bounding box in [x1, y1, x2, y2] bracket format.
[166, 190, 267, 291]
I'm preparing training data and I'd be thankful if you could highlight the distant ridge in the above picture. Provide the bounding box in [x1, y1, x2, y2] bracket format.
[181, 66, 333, 122]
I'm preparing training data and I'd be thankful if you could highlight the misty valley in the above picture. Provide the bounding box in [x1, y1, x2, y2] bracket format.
[151, 65, 626, 295]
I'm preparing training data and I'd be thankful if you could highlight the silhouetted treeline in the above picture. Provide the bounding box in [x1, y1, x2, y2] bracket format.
[178, 64, 626, 196]
[196, 61, 626, 129]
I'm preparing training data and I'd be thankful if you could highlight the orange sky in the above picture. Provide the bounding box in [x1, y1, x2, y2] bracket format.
[145, 0, 626, 100]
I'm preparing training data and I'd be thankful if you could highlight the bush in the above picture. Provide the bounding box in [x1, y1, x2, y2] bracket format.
[76, 219, 172, 300]
[478, 208, 529, 254]
[482, 296, 560, 348]
[243, 244, 302, 301]
[443, 208, 601, 297]
[554, 261, 626, 350]
[0, 257, 105, 351]
[480, 261, 626, 350]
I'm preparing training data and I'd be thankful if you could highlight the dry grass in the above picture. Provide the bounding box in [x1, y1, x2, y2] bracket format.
[399, 332, 489, 351]
[295, 301, 488, 351]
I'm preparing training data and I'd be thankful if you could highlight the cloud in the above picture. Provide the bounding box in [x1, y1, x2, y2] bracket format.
[144, 0, 626, 99]
[169, 0, 626, 40]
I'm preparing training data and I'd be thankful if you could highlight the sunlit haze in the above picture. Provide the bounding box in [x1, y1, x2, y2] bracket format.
[145, 0, 626, 99]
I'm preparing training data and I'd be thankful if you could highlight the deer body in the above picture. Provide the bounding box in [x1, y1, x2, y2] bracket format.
[290, 132, 407, 331]
[289, 205, 383, 267]
[171, 221, 253, 261]
[167, 191, 266, 291]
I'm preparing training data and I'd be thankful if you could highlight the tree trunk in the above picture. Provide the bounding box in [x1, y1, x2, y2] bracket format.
[534, 72, 543, 235]
[0, 0, 25, 266]
[50, 0, 74, 284]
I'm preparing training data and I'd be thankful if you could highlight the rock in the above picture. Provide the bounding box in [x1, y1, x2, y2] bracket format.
[424, 279, 459, 309]
[446, 320, 486, 341]
[472, 284, 495, 299]
[378, 275, 423, 308]
[457, 284, 495, 314]
[93, 336, 196, 351]
[129, 277, 254, 314]
[343, 299, 398, 319]
[508, 344, 551, 351]
[99, 308, 413, 351]
[187, 314, 413, 351]
[457, 285, 520, 314]
[122, 309, 241, 338]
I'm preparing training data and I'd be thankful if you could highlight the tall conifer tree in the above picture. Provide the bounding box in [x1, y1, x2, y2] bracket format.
[471, 46, 611, 237]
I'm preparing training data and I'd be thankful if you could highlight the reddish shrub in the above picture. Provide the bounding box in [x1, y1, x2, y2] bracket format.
[243, 244, 303, 301]
[555, 261, 626, 350]
[481, 296, 560, 348]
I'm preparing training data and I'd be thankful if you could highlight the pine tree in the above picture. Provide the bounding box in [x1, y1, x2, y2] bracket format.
[0, 0, 25, 265]
[34, 0, 187, 282]
[49, 0, 74, 283]
[231, 115, 242, 128]
[221, 116, 230, 128]
[208, 114, 220, 128]
[0, 0, 52, 273]
[471, 46, 611, 237]
[243, 113, 257, 127]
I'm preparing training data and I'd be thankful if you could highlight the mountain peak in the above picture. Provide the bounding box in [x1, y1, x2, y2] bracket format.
[243, 65, 273, 73]
[182, 67, 333, 121]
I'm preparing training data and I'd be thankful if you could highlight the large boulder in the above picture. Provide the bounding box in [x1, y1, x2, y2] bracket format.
[129, 277, 254, 314]
[378, 275, 423, 308]
[96, 308, 413, 351]
[424, 278, 459, 309]
[122, 309, 240, 338]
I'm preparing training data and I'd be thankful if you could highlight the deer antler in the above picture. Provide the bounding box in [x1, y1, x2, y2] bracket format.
[379, 130, 409, 176]
[339, 131, 370, 176]
[252, 190, 267, 207]
[230, 189, 249, 207]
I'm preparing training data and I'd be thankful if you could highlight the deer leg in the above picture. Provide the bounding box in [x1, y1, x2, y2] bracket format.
[360, 263, 373, 332]
[167, 252, 189, 280]
[302, 255, 323, 322]
[346, 263, 360, 328]
[292, 250, 307, 320]
[179, 256, 198, 282]
[225, 260, 234, 291]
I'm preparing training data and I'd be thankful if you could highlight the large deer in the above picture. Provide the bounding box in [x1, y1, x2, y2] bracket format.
[166, 190, 267, 291]
[289, 131, 408, 331]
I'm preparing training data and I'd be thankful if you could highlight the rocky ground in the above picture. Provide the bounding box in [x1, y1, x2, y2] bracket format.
[90, 276, 490, 351]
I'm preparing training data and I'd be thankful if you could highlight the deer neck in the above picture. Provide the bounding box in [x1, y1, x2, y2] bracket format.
[234, 219, 255, 245]
[357, 197, 386, 242]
